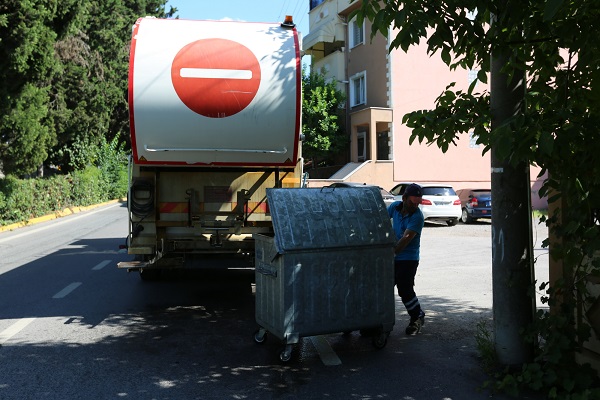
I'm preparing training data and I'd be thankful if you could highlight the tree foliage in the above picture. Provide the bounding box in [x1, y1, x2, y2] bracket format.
[354, 0, 600, 397]
[0, 0, 63, 175]
[0, 0, 174, 175]
[302, 68, 347, 168]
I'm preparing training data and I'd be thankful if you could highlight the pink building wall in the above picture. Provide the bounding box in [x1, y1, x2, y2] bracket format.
[305, 1, 546, 208]
[389, 35, 545, 207]
[390, 34, 492, 188]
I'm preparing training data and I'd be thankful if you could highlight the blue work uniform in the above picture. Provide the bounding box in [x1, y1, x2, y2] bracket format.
[387, 200, 425, 322]
[387, 201, 424, 261]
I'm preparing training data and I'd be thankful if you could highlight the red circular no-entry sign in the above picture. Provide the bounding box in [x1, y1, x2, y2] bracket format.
[171, 38, 261, 118]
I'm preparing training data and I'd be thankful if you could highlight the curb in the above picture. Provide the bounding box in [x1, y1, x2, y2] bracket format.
[0, 199, 124, 233]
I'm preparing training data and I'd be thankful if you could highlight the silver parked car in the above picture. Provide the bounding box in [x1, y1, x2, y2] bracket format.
[389, 183, 462, 226]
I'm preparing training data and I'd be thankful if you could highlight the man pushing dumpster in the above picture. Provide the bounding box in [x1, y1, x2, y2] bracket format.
[388, 183, 426, 335]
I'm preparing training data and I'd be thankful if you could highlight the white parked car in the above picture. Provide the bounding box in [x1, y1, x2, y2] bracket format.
[389, 183, 462, 226]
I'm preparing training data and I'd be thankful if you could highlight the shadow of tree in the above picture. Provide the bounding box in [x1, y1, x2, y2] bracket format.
[0, 236, 541, 400]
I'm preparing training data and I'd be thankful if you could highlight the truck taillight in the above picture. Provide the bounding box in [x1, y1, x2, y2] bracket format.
[469, 197, 478, 206]
[453, 199, 462, 205]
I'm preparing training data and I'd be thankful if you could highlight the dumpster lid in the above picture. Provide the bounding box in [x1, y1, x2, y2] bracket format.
[266, 187, 395, 253]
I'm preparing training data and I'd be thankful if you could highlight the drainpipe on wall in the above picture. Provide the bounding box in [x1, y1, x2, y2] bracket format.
[340, 14, 352, 163]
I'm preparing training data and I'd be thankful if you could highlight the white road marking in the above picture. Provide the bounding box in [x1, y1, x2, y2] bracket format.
[310, 336, 342, 366]
[180, 68, 252, 79]
[92, 260, 111, 271]
[53, 282, 82, 299]
[0, 318, 35, 345]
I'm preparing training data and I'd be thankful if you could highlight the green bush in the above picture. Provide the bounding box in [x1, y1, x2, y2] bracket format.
[31, 175, 72, 218]
[0, 134, 129, 226]
[0, 165, 127, 226]
[97, 136, 129, 200]
[70, 166, 108, 206]
[0, 176, 35, 223]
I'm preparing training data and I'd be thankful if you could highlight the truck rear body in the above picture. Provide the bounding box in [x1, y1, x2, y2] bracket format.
[120, 17, 303, 273]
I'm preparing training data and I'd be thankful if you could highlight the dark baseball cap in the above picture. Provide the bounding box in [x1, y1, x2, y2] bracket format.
[405, 183, 423, 197]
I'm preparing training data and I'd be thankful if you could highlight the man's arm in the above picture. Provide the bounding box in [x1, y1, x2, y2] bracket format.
[394, 229, 417, 254]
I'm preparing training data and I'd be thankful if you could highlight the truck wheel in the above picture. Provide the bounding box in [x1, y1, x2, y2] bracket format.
[139, 268, 162, 281]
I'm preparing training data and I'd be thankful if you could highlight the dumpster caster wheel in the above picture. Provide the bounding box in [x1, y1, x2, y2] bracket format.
[372, 332, 389, 349]
[360, 328, 378, 337]
[280, 345, 293, 362]
[254, 329, 267, 344]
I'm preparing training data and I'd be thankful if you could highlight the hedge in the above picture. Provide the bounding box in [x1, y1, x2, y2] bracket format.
[0, 165, 128, 226]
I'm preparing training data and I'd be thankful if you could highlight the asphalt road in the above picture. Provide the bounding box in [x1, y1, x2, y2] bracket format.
[0, 202, 548, 399]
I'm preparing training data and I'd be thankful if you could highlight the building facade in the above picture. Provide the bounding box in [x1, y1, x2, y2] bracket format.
[302, 0, 546, 208]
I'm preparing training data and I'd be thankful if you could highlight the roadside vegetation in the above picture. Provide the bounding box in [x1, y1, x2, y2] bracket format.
[0, 137, 128, 225]
[301, 68, 348, 170]
[0, 1, 345, 225]
[0, 1, 174, 225]
[356, 0, 600, 398]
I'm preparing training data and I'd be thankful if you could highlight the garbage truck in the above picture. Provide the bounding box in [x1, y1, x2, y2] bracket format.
[118, 16, 303, 279]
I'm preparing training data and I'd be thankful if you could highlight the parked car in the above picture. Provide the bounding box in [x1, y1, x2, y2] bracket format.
[389, 183, 461, 226]
[327, 182, 396, 208]
[456, 188, 492, 224]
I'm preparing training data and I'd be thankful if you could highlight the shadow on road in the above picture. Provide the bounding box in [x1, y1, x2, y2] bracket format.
[0, 237, 536, 400]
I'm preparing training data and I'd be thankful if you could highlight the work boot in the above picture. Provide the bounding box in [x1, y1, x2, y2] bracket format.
[405, 311, 425, 335]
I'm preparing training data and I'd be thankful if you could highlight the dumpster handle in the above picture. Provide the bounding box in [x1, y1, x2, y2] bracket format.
[256, 264, 277, 277]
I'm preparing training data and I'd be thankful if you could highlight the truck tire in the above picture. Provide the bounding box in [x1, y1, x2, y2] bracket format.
[139, 268, 162, 281]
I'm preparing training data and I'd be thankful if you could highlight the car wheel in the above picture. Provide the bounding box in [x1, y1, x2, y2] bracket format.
[461, 208, 473, 224]
[447, 218, 458, 226]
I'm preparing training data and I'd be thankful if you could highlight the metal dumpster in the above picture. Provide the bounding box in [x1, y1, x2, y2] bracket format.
[253, 186, 396, 361]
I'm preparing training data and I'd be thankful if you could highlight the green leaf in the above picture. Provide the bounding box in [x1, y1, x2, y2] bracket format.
[441, 47, 451, 65]
[538, 131, 554, 155]
[477, 69, 488, 84]
[543, 0, 564, 21]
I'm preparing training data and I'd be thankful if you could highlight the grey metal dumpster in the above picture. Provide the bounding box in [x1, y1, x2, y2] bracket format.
[253, 186, 396, 362]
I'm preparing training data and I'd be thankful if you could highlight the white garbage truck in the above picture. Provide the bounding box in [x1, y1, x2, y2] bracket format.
[118, 16, 304, 279]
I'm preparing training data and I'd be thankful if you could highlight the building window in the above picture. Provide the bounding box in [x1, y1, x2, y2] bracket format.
[349, 18, 364, 48]
[350, 72, 366, 107]
[357, 128, 367, 161]
[377, 131, 390, 160]
[310, 0, 325, 10]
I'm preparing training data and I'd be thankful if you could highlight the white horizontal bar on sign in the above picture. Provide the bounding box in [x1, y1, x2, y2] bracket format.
[179, 68, 252, 80]
[144, 145, 287, 154]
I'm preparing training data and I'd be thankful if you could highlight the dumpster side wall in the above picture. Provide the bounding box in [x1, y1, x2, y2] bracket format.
[255, 234, 395, 342]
